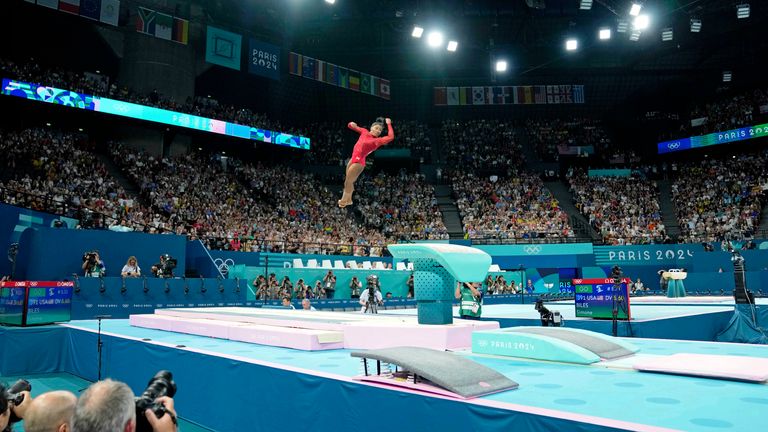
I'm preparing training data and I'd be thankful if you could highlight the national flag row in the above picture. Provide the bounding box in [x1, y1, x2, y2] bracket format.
[25, 0, 120, 26]
[288, 52, 390, 100]
[434, 85, 585, 106]
[136, 6, 189, 45]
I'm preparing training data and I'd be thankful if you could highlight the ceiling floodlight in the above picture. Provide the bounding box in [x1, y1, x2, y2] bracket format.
[629, 3, 642, 16]
[412, 26, 424, 38]
[427, 31, 444, 47]
[599, 28, 612, 40]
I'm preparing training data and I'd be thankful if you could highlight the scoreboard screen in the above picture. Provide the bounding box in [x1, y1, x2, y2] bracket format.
[0, 281, 73, 326]
[573, 278, 631, 320]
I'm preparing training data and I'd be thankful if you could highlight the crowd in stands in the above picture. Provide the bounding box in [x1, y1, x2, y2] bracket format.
[0, 128, 149, 231]
[451, 172, 574, 239]
[441, 120, 521, 172]
[568, 169, 666, 245]
[525, 118, 612, 162]
[672, 151, 768, 243]
[355, 171, 448, 240]
[687, 87, 768, 135]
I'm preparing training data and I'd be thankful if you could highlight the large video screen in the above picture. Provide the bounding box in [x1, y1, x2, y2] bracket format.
[1, 78, 310, 150]
[658, 122, 768, 154]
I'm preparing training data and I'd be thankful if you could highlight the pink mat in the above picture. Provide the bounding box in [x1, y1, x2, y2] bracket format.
[633, 353, 768, 382]
[129, 314, 345, 351]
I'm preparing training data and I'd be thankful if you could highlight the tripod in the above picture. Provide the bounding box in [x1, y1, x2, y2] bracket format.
[94, 315, 110, 381]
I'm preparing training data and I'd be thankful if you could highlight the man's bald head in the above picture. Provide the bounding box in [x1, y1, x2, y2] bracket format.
[24, 391, 77, 432]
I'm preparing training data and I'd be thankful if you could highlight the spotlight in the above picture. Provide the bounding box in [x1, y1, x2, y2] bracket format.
[599, 28, 611, 40]
[565, 39, 578, 51]
[46, 122, 51, 127]
[617, 19, 629, 33]
[690, 18, 702, 32]
[629, 30, 641, 41]
[495, 60, 508, 72]
[736, 4, 750, 19]
[325, 0, 335, 4]
[723, 71, 732, 82]
[633, 14, 650, 30]
[427, 31, 443, 47]
[447, 40, 458, 51]
[661, 28, 673, 41]
[411, 26, 424, 38]
[629, 3, 642, 17]
[580, 0, 593, 10]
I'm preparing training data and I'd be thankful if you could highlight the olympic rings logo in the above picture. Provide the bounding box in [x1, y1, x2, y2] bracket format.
[213, 258, 235, 275]
[667, 142, 680, 149]
[523, 245, 542, 255]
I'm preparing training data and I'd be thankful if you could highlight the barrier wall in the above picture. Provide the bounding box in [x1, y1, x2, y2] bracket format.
[16, 227, 187, 281]
[70, 277, 247, 319]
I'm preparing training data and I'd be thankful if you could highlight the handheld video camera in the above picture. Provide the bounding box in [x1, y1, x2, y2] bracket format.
[135, 370, 177, 432]
[82, 251, 98, 265]
[2, 379, 32, 424]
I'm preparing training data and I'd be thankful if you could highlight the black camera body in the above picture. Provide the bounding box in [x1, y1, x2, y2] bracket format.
[135, 371, 177, 432]
[2, 379, 31, 424]
[83, 252, 97, 265]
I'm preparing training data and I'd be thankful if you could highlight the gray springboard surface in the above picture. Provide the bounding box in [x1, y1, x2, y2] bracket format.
[351, 346, 519, 398]
[509, 327, 635, 359]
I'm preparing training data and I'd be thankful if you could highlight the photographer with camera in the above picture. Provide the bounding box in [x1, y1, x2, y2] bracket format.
[1, 380, 33, 432]
[121, 256, 142, 278]
[455, 281, 483, 320]
[349, 276, 362, 299]
[82, 251, 106, 278]
[73, 371, 177, 432]
[322, 270, 336, 299]
[359, 275, 383, 314]
[151, 254, 177, 278]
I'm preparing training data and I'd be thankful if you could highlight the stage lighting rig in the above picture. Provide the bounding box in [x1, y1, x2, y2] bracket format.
[690, 18, 702, 32]
[737, 4, 750, 19]
[580, 0, 592, 10]
[629, 2, 642, 17]
[661, 28, 673, 41]
[565, 39, 578, 51]
[599, 28, 611, 40]
[412, 26, 424, 38]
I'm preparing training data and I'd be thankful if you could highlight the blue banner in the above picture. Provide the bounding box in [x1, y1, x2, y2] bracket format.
[248, 39, 280, 80]
[2, 78, 310, 150]
[658, 122, 768, 154]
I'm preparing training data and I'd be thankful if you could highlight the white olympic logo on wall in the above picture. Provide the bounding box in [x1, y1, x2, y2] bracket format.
[213, 258, 235, 275]
[523, 245, 542, 255]
[667, 142, 681, 149]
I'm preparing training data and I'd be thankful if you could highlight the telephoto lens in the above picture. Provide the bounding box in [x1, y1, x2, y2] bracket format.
[134, 371, 177, 432]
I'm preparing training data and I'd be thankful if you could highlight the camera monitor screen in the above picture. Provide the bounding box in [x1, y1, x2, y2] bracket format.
[572, 278, 631, 320]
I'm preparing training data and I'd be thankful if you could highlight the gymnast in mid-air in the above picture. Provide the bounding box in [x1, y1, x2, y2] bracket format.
[338, 116, 394, 208]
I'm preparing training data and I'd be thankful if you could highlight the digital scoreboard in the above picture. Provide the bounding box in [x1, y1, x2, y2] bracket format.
[0, 281, 73, 326]
[572, 278, 631, 320]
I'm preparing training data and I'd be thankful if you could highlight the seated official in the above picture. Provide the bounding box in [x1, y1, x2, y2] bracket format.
[282, 297, 295, 309]
[121, 256, 141, 278]
[301, 298, 317, 311]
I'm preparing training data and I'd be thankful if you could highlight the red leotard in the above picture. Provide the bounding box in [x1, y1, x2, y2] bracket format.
[347, 122, 395, 167]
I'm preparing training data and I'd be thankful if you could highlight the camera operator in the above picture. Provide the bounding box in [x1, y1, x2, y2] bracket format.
[121, 256, 141, 278]
[349, 276, 362, 299]
[151, 254, 176, 278]
[406, 274, 414, 298]
[23, 390, 77, 432]
[81, 251, 106, 277]
[1, 381, 33, 432]
[72, 378, 177, 432]
[359, 275, 383, 313]
[455, 281, 483, 320]
[322, 270, 336, 299]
